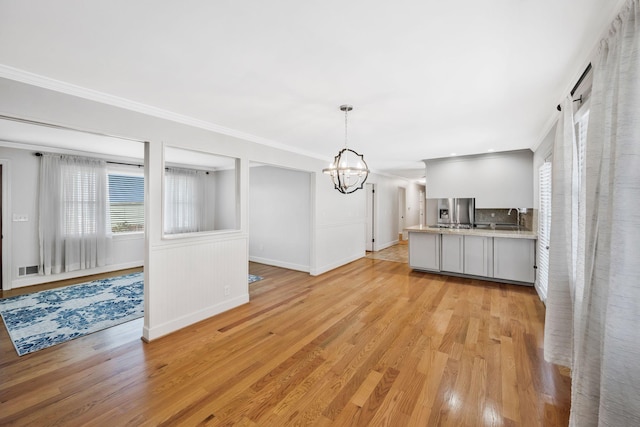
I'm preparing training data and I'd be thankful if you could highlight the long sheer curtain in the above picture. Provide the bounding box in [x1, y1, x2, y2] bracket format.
[544, 1, 640, 424]
[544, 95, 578, 368]
[569, 1, 640, 424]
[39, 154, 112, 275]
[164, 168, 209, 234]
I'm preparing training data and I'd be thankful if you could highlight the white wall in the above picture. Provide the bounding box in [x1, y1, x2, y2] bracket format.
[213, 168, 238, 230]
[0, 77, 420, 339]
[0, 145, 144, 288]
[405, 182, 425, 228]
[424, 149, 534, 209]
[0, 76, 369, 340]
[249, 165, 310, 272]
[533, 123, 555, 208]
[367, 173, 419, 251]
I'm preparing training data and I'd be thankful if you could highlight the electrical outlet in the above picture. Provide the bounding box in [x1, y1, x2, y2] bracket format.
[224, 286, 230, 296]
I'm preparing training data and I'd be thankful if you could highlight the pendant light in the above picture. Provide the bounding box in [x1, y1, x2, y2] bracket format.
[322, 104, 370, 194]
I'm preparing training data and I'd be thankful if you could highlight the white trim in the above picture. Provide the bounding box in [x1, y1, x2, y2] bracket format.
[0, 66, 401, 179]
[0, 159, 11, 290]
[531, 114, 559, 153]
[142, 293, 249, 341]
[310, 252, 364, 276]
[248, 256, 310, 273]
[0, 139, 144, 165]
[0, 65, 326, 162]
[535, 281, 547, 304]
[374, 239, 399, 252]
[574, 98, 591, 124]
[11, 261, 144, 289]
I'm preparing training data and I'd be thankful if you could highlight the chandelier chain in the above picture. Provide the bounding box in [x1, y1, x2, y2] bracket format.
[344, 107, 348, 149]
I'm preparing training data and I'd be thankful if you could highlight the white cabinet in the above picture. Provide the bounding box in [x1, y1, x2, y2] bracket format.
[409, 232, 440, 271]
[464, 235, 493, 277]
[441, 234, 464, 273]
[493, 238, 535, 283]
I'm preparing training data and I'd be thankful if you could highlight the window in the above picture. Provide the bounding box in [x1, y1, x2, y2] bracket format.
[63, 167, 101, 235]
[162, 146, 239, 237]
[108, 173, 144, 233]
[163, 168, 207, 234]
[538, 162, 552, 301]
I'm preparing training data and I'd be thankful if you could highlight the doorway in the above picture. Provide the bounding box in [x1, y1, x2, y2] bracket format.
[365, 183, 375, 252]
[248, 162, 312, 273]
[0, 160, 8, 292]
[1, 164, 3, 290]
[398, 187, 406, 241]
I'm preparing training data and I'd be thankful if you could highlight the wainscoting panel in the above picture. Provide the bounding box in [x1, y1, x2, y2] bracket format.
[144, 235, 248, 341]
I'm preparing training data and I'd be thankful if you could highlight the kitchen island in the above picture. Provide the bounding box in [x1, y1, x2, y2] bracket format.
[406, 225, 537, 285]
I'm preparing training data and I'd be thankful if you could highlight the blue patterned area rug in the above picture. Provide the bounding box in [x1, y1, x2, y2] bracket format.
[0, 273, 144, 356]
[248, 274, 263, 284]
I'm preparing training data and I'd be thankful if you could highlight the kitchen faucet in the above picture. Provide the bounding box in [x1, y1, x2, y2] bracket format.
[508, 208, 520, 227]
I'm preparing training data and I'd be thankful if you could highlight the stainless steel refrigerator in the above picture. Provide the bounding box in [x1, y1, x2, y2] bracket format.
[436, 198, 475, 228]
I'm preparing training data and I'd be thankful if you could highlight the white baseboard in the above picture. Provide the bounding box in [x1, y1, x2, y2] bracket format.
[11, 261, 144, 289]
[534, 280, 547, 304]
[142, 293, 249, 341]
[248, 256, 310, 273]
[375, 239, 399, 251]
[310, 252, 364, 276]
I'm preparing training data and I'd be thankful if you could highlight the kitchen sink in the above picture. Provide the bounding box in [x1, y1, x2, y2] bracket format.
[475, 224, 521, 231]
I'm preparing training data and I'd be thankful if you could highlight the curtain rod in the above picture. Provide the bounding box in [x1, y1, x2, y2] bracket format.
[0, 114, 148, 144]
[165, 166, 210, 175]
[34, 152, 143, 168]
[557, 63, 592, 111]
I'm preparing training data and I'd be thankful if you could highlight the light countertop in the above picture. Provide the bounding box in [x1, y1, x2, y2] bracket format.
[405, 225, 537, 240]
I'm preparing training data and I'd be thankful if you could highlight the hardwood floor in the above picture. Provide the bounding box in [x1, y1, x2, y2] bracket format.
[365, 242, 408, 263]
[0, 259, 570, 426]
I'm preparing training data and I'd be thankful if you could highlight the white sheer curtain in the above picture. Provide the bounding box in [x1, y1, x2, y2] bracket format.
[569, 1, 640, 425]
[39, 154, 112, 275]
[164, 168, 209, 234]
[544, 95, 578, 368]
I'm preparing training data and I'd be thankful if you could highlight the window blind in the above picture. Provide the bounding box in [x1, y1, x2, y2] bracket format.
[538, 162, 552, 301]
[108, 174, 144, 233]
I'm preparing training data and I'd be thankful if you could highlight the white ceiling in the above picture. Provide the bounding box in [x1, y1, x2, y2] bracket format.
[0, 0, 625, 179]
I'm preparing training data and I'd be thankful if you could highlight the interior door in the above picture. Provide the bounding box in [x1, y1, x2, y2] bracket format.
[365, 183, 374, 251]
[398, 187, 406, 240]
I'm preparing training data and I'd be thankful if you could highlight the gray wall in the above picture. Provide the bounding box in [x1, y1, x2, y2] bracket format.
[424, 149, 534, 209]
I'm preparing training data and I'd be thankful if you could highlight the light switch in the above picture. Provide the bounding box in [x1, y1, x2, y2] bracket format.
[13, 214, 28, 222]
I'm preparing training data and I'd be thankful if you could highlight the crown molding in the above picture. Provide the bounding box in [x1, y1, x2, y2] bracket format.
[0, 64, 326, 161]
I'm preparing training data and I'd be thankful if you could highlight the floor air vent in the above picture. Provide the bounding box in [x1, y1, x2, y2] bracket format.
[18, 265, 39, 276]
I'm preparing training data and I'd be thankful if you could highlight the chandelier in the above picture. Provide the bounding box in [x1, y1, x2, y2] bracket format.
[322, 104, 370, 194]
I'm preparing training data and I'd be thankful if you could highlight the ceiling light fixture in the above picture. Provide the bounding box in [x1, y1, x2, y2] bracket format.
[323, 104, 369, 194]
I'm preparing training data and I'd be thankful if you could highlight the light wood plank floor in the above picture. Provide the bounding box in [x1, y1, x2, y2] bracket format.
[365, 241, 408, 263]
[0, 259, 570, 426]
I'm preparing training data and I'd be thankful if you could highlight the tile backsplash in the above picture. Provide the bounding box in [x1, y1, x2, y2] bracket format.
[475, 208, 534, 230]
